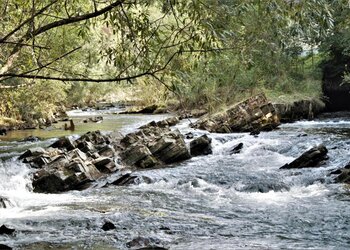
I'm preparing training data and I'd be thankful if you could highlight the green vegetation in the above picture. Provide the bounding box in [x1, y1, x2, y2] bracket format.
[0, 0, 349, 125]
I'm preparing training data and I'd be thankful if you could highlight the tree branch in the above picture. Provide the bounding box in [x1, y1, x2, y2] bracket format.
[0, 0, 60, 44]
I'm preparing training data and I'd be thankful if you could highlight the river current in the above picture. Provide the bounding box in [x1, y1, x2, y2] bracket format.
[0, 110, 349, 249]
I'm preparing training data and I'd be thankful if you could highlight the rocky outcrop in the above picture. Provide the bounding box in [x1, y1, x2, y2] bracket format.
[120, 126, 191, 167]
[19, 131, 115, 193]
[20, 120, 192, 193]
[190, 135, 212, 156]
[273, 99, 325, 122]
[280, 145, 328, 169]
[192, 93, 280, 133]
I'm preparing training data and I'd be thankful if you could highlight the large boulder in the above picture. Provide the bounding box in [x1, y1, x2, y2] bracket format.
[280, 145, 328, 169]
[192, 93, 279, 133]
[120, 127, 191, 167]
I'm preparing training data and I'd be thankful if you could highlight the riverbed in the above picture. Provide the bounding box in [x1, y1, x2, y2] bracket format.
[0, 110, 349, 249]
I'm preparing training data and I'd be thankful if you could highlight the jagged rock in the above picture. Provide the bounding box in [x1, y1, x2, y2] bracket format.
[139, 117, 180, 129]
[121, 144, 150, 166]
[110, 173, 138, 186]
[77, 140, 95, 153]
[98, 145, 115, 158]
[19, 147, 47, 160]
[190, 135, 212, 156]
[280, 145, 328, 169]
[193, 93, 279, 133]
[93, 157, 117, 173]
[67, 148, 88, 161]
[0, 225, 15, 235]
[102, 221, 116, 231]
[152, 131, 191, 164]
[76, 130, 109, 146]
[230, 143, 243, 154]
[50, 137, 76, 151]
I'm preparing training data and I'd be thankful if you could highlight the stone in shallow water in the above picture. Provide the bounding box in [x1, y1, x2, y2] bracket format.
[0, 225, 15, 235]
[280, 144, 328, 169]
[190, 135, 212, 156]
[230, 143, 243, 154]
[101, 221, 116, 231]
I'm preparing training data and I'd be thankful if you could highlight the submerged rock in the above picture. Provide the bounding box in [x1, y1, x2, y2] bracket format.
[190, 135, 212, 156]
[192, 93, 279, 133]
[280, 145, 328, 169]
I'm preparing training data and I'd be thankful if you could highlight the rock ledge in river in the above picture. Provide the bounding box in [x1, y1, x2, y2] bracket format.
[280, 145, 328, 169]
[192, 93, 279, 133]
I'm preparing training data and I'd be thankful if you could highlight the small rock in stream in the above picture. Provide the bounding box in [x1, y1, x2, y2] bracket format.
[230, 143, 243, 154]
[190, 135, 212, 156]
[0, 225, 15, 235]
[102, 221, 116, 231]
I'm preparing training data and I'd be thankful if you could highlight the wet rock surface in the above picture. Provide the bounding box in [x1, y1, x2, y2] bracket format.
[192, 93, 280, 133]
[280, 145, 329, 169]
[20, 117, 192, 193]
[0, 225, 15, 235]
[190, 135, 212, 156]
[331, 162, 350, 184]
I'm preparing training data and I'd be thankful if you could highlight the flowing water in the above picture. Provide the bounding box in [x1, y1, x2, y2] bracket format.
[0, 110, 350, 249]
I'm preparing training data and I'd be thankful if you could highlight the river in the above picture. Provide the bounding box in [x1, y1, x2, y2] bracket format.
[0, 109, 349, 249]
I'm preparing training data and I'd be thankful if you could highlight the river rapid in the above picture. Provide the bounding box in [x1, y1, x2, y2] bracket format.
[0, 109, 349, 249]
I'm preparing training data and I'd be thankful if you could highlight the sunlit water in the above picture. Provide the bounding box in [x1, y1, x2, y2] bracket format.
[0, 111, 350, 249]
